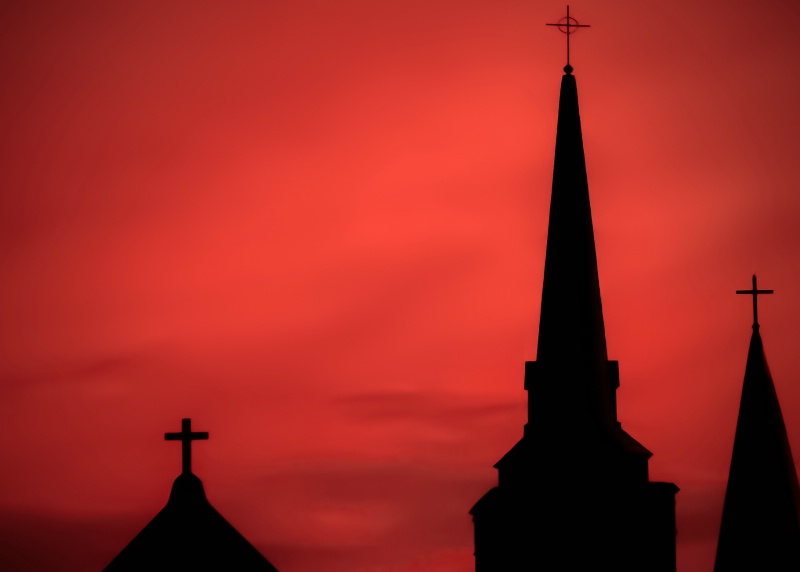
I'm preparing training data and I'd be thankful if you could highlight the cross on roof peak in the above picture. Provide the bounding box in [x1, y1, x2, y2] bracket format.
[165, 418, 209, 475]
[736, 274, 773, 329]
[546, 5, 591, 74]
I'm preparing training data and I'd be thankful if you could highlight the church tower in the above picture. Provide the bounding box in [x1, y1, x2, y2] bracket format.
[470, 25, 678, 571]
[714, 277, 800, 571]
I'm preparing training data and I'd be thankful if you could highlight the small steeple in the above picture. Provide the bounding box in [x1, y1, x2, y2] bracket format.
[715, 281, 800, 571]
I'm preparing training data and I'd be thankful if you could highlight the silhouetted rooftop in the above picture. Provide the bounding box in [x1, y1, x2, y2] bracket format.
[103, 419, 279, 571]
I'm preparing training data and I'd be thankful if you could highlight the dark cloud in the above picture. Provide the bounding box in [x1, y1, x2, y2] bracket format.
[243, 462, 489, 572]
[0, 509, 136, 571]
[333, 390, 520, 422]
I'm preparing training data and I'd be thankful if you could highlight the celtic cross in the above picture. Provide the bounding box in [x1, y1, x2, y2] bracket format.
[546, 5, 591, 74]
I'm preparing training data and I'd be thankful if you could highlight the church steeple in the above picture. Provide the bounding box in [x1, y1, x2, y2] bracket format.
[539, 70, 606, 362]
[471, 42, 678, 569]
[715, 279, 800, 571]
[529, 67, 617, 436]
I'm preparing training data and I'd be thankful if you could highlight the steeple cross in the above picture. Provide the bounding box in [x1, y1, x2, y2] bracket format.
[736, 274, 773, 328]
[165, 418, 209, 475]
[546, 5, 591, 74]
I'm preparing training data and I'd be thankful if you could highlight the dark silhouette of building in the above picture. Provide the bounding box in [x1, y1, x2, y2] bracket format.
[469, 64, 678, 571]
[103, 419, 279, 571]
[714, 278, 800, 571]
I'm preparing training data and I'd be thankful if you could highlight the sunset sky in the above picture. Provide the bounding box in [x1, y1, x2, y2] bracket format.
[3, 1, 800, 570]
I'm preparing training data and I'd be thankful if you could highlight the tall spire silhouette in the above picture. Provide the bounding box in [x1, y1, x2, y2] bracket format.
[470, 38, 677, 571]
[530, 60, 619, 440]
[715, 280, 800, 571]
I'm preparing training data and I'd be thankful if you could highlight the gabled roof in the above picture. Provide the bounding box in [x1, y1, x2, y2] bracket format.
[103, 473, 279, 571]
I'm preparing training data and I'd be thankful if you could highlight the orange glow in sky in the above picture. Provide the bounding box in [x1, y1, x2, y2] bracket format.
[3, 2, 800, 571]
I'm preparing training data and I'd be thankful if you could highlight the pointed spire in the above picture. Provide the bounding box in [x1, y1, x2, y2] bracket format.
[715, 311, 800, 570]
[529, 70, 616, 433]
[537, 71, 606, 362]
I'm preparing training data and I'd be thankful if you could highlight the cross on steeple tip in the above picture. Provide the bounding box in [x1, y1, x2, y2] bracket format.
[546, 5, 591, 73]
[736, 274, 773, 329]
[165, 418, 209, 476]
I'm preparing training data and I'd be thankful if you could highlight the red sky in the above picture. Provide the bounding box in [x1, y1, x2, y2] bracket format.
[3, 1, 800, 570]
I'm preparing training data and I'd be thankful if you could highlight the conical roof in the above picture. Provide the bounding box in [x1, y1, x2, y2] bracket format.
[715, 324, 800, 570]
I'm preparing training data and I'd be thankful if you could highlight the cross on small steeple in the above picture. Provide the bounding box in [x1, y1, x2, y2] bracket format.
[736, 274, 773, 328]
[165, 418, 209, 475]
[546, 5, 591, 74]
